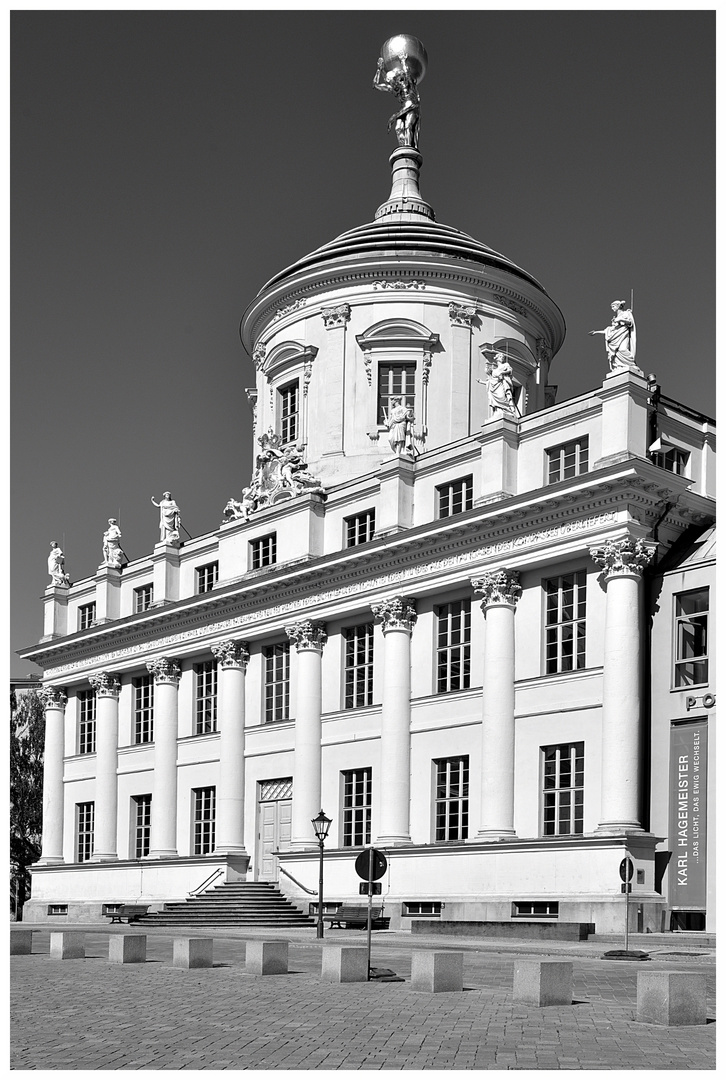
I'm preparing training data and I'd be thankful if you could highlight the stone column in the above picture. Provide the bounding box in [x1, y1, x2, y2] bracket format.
[211, 640, 250, 856]
[590, 538, 655, 833]
[147, 657, 181, 858]
[37, 686, 67, 864]
[472, 570, 522, 839]
[371, 597, 417, 845]
[88, 672, 120, 861]
[286, 620, 327, 850]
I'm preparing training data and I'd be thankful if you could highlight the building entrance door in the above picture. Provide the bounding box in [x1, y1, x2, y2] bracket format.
[256, 777, 293, 882]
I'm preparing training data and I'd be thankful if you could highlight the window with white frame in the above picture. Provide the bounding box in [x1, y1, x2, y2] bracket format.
[653, 446, 690, 476]
[345, 509, 376, 547]
[195, 660, 218, 733]
[344, 624, 374, 708]
[546, 436, 589, 484]
[279, 380, 300, 445]
[544, 571, 587, 674]
[378, 362, 415, 426]
[134, 584, 154, 613]
[264, 643, 290, 722]
[437, 476, 473, 518]
[196, 561, 218, 594]
[77, 688, 96, 755]
[132, 794, 152, 859]
[342, 767, 372, 847]
[434, 756, 469, 841]
[674, 588, 709, 687]
[76, 801, 94, 862]
[78, 602, 96, 631]
[193, 787, 216, 855]
[251, 534, 276, 570]
[542, 742, 584, 836]
[133, 675, 154, 744]
[435, 600, 471, 693]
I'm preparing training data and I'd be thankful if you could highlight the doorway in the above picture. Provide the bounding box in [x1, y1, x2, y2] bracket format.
[256, 777, 293, 882]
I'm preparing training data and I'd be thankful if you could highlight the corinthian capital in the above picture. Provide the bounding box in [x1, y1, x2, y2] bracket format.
[472, 569, 522, 608]
[285, 620, 327, 652]
[88, 672, 121, 698]
[371, 596, 417, 633]
[146, 657, 181, 684]
[590, 537, 655, 580]
[211, 639, 250, 669]
[448, 301, 476, 328]
[321, 304, 351, 329]
[38, 685, 67, 711]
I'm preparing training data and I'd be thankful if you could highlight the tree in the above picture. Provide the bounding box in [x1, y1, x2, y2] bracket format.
[10, 689, 45, 918]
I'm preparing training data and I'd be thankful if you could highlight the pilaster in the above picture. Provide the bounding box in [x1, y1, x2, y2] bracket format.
[595, 368, 650, 468]
[376, 455, 416, 536]
[476, 416, 519, 503]
[94, 566, 121, 624]
[320, 304, 351, 458]
[448, 302, 476, 442]
[42, 586, 69, 640]
[150, 543, 180, 606]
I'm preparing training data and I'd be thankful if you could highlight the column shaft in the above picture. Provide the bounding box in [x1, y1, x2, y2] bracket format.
[287, 622, 326, 850]
[37, 688, 67, 864]
[89, 674, 120, 861]
[212, 641, 249, 856]
[147, 659, 180, 858]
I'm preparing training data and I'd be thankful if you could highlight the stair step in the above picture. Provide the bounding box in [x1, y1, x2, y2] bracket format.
[135, 880, 315, 928]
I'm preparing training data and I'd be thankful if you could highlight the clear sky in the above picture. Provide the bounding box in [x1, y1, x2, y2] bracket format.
[10, 8, 715, 674]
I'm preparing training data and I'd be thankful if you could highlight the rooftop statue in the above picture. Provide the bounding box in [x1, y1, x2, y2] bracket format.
[478, 353, 519, 417]
[222, 433, 326, 524]
[589, 300, 639, 372]
[373, 35, 427, 149]
[48, 541, 71, 587]
[385, 396, 416, 455]
[102, 518, 128, 569]
[151, 492, 182, 544]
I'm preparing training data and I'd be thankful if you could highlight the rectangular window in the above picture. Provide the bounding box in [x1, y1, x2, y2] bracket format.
[134, 584, 154, 613]
[251, 534, 277, 570]
[437, 476, 473, 518]
[196, 562, 219, 594]
[133, 675, 154, 744]
[279, 380, 299, 445]
[547, 436, 589, 484]
[378, 362, 415, 426]
[195, 660, 218, 734]
[545, 571, 587, 674]
[435, 600, 471, 693]
[78, 689, 96, 755]
[344, 624, 374, 708]
[542, 742, 584, 836]
[674, 588, 709, 687]
[653, 446, 690, 476]
[76, 802, 94, 863]
[133, 794, 152, 859]
[342, 768, 372, 847]
[434, 756, 469, 841]
[512, 901, 559, 919]
[78, 602, 96, 631]
[403, 901, 442, 917]
[193, 787, 216, 855]
[345, 509, 376, 547]
[264, 643, 290, 723]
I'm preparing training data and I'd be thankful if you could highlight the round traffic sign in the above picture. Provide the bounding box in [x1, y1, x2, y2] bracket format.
[355, 848, 388, 881]
[619, 857, 634, 882]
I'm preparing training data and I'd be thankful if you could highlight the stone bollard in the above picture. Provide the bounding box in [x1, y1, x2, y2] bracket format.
[636, 971, 707, 1026]
[321, 945, 368, 983]
[174, 938, 214, 969]
[109, 935, 147, 964]
[513, 960, 573, 1006]
[411, 950, 464, 993]
[49, 932, 85, 960]
[11, 930, 34, 955]
[245, 940, 288, 975]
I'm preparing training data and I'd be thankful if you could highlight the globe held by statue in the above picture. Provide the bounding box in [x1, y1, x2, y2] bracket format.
[380, 35, 427, 84]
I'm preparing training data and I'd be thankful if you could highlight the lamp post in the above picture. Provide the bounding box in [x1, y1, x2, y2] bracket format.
[311, 809, 332, 939]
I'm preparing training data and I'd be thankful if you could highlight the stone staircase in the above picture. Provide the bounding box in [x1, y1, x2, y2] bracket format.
[138, 881, 315, 928]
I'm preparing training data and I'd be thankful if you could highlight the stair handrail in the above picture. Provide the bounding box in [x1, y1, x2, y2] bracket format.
[188, 866, 225, 897]
[277, 865, 316, 895]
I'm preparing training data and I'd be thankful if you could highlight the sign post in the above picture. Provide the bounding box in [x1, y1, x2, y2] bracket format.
[620, 855, 634, 953]
[355, 847, 387, 980]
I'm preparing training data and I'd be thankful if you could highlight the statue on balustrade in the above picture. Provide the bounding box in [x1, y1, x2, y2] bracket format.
[589, 300, 639, 372]
[478, 353, 519, 417]
[48, 541, 71, 587]
[151, 492, 182, 543]
[102, 518, 128, 569]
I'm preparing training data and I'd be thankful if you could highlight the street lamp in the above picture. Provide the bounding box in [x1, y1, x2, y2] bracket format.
[311, 809, 332, 939]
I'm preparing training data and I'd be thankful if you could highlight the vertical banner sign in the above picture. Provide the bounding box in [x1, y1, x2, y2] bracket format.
[669, 721, 708, 909]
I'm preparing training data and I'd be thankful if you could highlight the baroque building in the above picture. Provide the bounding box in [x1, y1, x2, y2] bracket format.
[20, 41, 715, 933]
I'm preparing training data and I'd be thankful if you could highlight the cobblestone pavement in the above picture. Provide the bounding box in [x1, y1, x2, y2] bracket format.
[11, 926, 715, 1070]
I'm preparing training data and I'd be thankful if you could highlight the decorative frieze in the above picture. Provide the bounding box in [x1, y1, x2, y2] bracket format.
[472, 569, 522, 608]
[448, 302, 477, 328]
[88, 672, 121, 698]
[536, 338, 552, 366]
[321, 304, 351, 329]
[372, 280, 425, 290]
[252, 342, 267, 371]
[272, 298, 307, 322]
[285, 619, 327, 652]
[211, 639, 250, 669]
[493, 293, 527, 317]
[590, 537, 656, 579]
[371, 596, 417, 633]
[146, 657, 181, 684]
[38, 686, 67, 710]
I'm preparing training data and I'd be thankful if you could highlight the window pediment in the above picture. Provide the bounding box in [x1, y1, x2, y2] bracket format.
[262, 341, 318, 381]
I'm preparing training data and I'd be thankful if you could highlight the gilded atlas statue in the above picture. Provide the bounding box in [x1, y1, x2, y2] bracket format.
[373, 34, 427, 149]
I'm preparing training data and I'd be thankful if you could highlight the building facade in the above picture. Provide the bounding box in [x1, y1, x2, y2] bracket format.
[21, 108, 715, 933]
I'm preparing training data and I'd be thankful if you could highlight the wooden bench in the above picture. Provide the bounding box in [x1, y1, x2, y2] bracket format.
[324, 905, 388, 930]
[105, 904, 150, 924]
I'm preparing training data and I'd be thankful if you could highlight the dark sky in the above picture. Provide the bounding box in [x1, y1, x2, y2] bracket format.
[11, 9, 715, 673]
